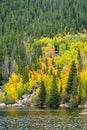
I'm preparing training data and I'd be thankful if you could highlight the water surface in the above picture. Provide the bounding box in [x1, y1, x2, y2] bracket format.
[0, 108, 87, 130]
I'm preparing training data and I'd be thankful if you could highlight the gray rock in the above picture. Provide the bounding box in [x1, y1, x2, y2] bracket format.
[0, 103, 6, 108]
[12, 103, 23, 108]
[59, 103, 69, 108]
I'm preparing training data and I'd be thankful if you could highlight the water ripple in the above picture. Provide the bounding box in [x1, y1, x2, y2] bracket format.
[0, 115, 87, 130]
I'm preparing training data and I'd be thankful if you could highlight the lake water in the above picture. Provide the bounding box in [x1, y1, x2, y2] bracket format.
[0, 108, 87, 130]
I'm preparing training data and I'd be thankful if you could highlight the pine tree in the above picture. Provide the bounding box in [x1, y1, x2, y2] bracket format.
[49, 75, 59, 108]
[60, 85, 63, 93]
[78, 85, 82, 104]
[77, 49, 82, 104]
[78, 49, 82, 72]
[38, 80, 46, 107]
[66, 61, 77, 94]
[0, 71, 3, 85]
[66, 61, 78, 107]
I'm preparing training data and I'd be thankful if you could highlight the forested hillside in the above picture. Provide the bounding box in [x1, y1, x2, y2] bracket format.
[0, 0, 87, 38]
[0, 0, 87, 107]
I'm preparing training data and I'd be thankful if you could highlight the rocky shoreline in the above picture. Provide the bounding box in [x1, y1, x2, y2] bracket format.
[0, 102, 87, 109]
[79, 109, 87, 114]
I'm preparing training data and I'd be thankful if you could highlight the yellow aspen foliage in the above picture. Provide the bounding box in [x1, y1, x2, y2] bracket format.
[29, 71, 41, 82]
[38, 56, 42, 63]
[4, 84, 18, 100]
[4, 72, 23, 100]
[38, 37, 52, 44]
[47, 57, 53, 65]
[42, 74, 53, 94]
[58, 65, 70, 92]
[52, 69, 58, 76]
[42, 43, 55, 58]
[29, 78, 37, 90]
[80, 67, 87, 97]
[28, 70, 42, 90]
[41, 62, 46, 72]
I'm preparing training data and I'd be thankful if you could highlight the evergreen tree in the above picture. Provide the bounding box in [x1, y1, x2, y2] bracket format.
[77, 49, 82, 104]
[78, 49, 83, 72]
[66, 61, 77, 95]
[66, 61, 78, 107]
[0, 71, 3, 85]
[60, 85, 63, 93]
[49, 75, 59, 108]
[78, 85, 82, 104]
[38, 80, 46, 107]
[23, 67, 29, 83]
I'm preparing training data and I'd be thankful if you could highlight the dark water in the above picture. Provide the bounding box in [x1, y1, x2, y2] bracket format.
[0, 108, 87, 130]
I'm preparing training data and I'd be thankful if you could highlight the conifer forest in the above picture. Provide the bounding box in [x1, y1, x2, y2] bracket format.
[0, 0, 87, 108]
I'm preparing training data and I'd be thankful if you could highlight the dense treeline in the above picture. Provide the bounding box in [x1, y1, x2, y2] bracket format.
[0, 0, 87, 38]
[0, 0, 87, 107]
[0, 0, 87, 82]
[0, 33, 87, 107]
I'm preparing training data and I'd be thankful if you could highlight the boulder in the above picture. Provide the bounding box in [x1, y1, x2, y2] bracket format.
[83, 109, 87, 112]
[78, 105, 84, 108]
[12, 103, 19, 107]
[7, 104, 12, 108]
[78, 102, 87, 108]
[79, 109, 87, 115]
[83, 104, 87, 108]
[59, 103, 69, 108]
[0, 103, 6, 108]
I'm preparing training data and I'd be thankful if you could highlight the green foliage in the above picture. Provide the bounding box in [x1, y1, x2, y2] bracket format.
[78, 49, 83, 72]
[66, 61, 78, 107]
[0, 0, 87, 106]
[48, 75, 59, 108]
[78, 85, 82, 104]
[17, 87, 25, 98]
[0, 92, 4, 102]
[0, 71, 3, 85]
[60, 85, 63, 93]
[3, 95, 15, 105]
[0, 0, 87, 39]
[0, 33, 87, 106]
[66, 61, 77, 95]
[38, 80, 46, 107]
